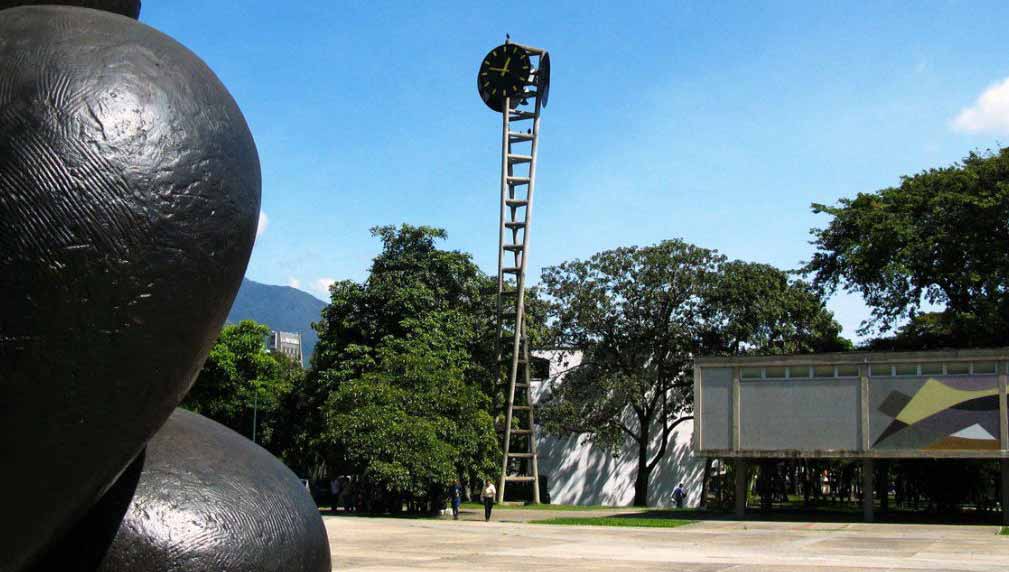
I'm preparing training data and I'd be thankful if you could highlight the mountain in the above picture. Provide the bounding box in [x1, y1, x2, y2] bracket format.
[226, 278, 327, 365]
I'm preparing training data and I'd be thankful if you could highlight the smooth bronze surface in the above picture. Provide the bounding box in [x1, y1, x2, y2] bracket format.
[98, 410, 331, 572]
[0, 7, 259, 569]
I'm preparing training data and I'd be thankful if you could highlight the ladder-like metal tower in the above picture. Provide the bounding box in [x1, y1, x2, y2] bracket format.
[496, 42, 547, 504]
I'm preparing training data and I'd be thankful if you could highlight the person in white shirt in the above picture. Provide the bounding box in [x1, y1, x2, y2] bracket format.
[480, 479, 497, 521]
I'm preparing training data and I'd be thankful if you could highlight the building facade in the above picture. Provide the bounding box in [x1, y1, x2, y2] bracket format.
[267, 330, 303, 365]
[694, 348, 1009, 523]
[532, 349, 704, 508]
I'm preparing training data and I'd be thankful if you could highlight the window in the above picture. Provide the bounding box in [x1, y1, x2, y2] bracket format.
[788, 366, 810, 379]
[870, 364, 892, 377]
[945, 362, 970, 375]
[765, 366, 787, 379]
[813, 365, 835, 378]
[973, 361, 997, 374]
[530, 358, 551, 380]
[836, 365, 860, 377]
[894, 363, 917, 376]
[740, 367, 763, 380]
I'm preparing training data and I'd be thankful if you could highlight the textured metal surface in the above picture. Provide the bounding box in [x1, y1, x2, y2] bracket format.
[0, 0, 140, 18]
[98, 409, 331, 572]
[0, 7, 259, 570]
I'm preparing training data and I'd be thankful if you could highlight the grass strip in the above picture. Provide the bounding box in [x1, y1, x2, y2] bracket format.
[460, 502, 644, 512]
[999, 526, 1008, 536]
[531, 516, 694, 528]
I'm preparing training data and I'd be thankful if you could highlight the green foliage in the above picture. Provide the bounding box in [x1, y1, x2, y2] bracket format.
[805, 148, 1009, 345]
[531, 516, 694, 528]
[182, 320, 296, 448]
[539, 239, 845, 506]
[295, 225, 508, 506]
[700, 261, 851, 355]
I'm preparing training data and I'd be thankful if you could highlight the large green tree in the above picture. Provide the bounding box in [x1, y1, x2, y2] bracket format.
[538, 240, 846, 506]
[298, 225, 510, 508]
[182, 320, 295, 448]
[805, 148, 1009, 347]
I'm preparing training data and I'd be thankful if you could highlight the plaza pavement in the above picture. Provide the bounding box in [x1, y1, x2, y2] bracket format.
[325, 508, 1008, 571]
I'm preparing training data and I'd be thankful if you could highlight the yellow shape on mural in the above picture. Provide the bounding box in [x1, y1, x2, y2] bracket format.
[895, 379, 997, 425]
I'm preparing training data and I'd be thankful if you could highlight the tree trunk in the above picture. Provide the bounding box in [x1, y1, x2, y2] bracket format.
[633, 430, 651, 507]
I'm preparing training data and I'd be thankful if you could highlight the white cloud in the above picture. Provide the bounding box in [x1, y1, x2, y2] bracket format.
[312, 277, 335, 298]
[256, 211, 269, 238]
[288, 277, 301, 289]
[952, 77, 1009, 135]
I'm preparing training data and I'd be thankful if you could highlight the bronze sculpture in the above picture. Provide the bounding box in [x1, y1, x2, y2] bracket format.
[0, 3, 330, 570]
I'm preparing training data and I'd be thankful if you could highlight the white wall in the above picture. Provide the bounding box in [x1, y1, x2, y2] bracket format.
[531, 350, 704, 508]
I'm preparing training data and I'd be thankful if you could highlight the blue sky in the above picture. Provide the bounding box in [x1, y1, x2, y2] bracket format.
[144, 1, 1009, 342]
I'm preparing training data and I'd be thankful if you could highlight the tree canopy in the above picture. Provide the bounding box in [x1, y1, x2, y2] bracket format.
[295, 225, 505, 507]
[539, 239, 845, 506]
[182, 320, 296, 448]
[805, 148, 1009, 346]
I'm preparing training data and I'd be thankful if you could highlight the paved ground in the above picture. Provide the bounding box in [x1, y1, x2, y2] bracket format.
[325, 509, 1008, 571]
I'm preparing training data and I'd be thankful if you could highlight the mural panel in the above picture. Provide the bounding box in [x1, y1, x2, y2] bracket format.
[870, 376, 1000, 451]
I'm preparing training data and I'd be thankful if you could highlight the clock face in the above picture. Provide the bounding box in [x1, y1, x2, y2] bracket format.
[537, 51, 551, 108]
[477, 43, 531, 112]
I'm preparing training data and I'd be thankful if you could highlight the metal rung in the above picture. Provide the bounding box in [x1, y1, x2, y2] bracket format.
[504, 221, 526, 229]
[507, 177, 530, 186]
[503, 244, 525, 252]
[502, 267, 521, 274]
[507, 452, 534, 458]
[515, 383, 530, 388]
[509, 132, 534, 142]
[505, 476, 536, 482]
[506, 199, 528, 208]
[500, 311, 519, 321]
[513, 405, 531, 411]
[511, 429, 532, 435]
[499, 288, 520, 295]
[508, 154, 532, 164]
[510, 111, 535, 121]
[499, 357, 527, 364]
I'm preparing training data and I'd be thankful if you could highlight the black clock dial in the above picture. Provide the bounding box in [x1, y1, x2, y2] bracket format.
[537, 51, 551, 108]
[477, 43, 531, 112]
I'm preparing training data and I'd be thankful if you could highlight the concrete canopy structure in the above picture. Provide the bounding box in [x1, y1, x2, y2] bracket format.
[694, 348, 1009, 523]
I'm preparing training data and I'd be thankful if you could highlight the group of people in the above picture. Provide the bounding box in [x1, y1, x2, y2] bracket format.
[448, 479, 498, 521]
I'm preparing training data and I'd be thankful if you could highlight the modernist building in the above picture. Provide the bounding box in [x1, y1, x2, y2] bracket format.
[532, 350, 704, 508]
[267, 330, 303, 365]
[694, 348, 1009, 523]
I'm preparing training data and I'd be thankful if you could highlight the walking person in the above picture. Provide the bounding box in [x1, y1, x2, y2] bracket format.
[449, 480, 463, 520]
[672, 482, 687, 509]
[480, 479, 497, 522]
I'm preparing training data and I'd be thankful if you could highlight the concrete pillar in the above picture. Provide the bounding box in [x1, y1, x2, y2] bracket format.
[862, 459, 874, 523]
[734, 459, 748, 519]
[878, 461, 889, 515]
[1001, 459, 1009, 526]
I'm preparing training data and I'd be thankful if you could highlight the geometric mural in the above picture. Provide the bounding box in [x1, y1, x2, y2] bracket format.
[872, 377, 1000, 451]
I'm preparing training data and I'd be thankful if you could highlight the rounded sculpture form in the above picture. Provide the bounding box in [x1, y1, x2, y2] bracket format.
[0, 0, 141, 18]
[98, 409, 332, 572]
[0, 7, 259, 570]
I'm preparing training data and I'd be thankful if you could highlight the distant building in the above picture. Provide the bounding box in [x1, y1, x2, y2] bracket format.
[267, 330, 303, 365]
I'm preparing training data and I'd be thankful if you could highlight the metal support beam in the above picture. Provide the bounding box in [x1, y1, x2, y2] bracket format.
[1001, 459, 1009, 526]
[734, 459, 747, 519]
[862, 458, 874, 523]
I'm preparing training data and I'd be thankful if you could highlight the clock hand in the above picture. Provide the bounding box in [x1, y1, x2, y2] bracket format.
[500, 56, 511, 76]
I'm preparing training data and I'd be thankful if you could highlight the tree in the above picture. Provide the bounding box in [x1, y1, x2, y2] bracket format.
[182, 320, 293, 448]
[539, 240, 718, 506]
[538, 240, 846, 506]
[699, 261, 851, 355]
[804, 148, 1009, 346]
[298, 225, 507, 508]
